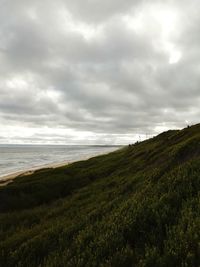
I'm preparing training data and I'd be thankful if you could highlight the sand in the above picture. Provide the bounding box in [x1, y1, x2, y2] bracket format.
[0, 160, 72, 186]
[0, 152, 104, 187]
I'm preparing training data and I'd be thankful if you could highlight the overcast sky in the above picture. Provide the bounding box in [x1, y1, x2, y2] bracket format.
[0, 0, 199, 144]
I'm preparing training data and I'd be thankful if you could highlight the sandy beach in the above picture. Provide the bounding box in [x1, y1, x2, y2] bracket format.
[0, 160, 72, 186]
[0, 151, 107, 187]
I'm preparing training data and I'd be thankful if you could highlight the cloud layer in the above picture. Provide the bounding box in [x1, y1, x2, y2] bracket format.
[0, 0, 200, 144]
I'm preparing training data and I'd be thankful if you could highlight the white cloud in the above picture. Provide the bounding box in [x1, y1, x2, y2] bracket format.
[0, 0, 199, 144]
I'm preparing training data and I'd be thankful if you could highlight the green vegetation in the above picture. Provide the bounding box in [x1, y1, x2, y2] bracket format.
[1, 124, 200, 267]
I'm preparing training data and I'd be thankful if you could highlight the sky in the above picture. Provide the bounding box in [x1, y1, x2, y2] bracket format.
[0, 0, 200, 145]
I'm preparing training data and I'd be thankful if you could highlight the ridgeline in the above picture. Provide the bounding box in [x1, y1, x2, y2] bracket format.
[1, 124, 200, 267]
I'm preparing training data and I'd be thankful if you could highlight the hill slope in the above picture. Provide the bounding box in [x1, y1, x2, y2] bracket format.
[1, 124, 200, 267]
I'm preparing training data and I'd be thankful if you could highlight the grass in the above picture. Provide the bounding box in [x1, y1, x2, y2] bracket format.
[0, 124, 200, 266]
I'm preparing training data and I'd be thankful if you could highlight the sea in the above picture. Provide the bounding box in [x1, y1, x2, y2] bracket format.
[0, 144, 121, 180]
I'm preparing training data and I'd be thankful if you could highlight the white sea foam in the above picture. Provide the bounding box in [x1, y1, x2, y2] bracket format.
[0, 145, 120, 180]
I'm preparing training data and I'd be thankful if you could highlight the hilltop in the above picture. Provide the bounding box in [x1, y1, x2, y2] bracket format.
[0, 124, 200, 267]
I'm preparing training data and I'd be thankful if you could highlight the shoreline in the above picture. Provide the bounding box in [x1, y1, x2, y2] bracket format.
[0, 160, 72, 186]
[0, 150, 116, 186]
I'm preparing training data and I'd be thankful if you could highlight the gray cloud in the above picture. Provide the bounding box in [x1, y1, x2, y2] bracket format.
[63, 0, 141, 23]
[0, 0, 200, 144]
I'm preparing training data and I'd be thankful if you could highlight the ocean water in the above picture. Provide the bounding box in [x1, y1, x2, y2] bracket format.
[0, 144, 120, 180]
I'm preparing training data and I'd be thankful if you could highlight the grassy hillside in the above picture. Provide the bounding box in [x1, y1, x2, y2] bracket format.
[1, 124, 200, 267]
